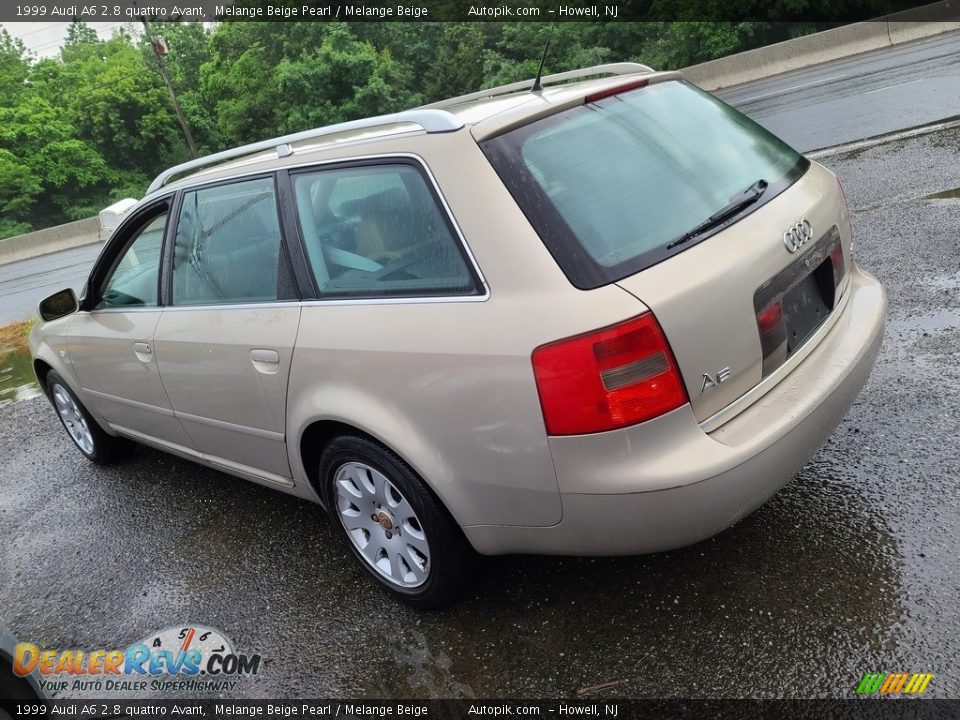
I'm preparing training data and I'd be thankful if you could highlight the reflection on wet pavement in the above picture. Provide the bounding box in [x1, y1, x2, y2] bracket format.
[921, 186, 960, 201]
[0, 325, 41, 408]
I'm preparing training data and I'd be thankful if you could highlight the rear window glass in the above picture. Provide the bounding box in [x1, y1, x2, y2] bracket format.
[481, 80, 809, 289]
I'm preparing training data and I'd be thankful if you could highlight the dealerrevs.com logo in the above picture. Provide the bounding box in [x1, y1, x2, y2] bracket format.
[856, 672, 934, 695]
[13, 624, 266, 694]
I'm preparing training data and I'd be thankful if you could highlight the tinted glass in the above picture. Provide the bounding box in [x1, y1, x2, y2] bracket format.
[292, 164, 479, 298]
[481, 80, 808, 289]
[173, 177, 285, 306]
[97, 212, 166, 309]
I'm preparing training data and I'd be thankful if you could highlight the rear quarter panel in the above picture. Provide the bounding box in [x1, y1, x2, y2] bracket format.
[285, 132, 647, 527]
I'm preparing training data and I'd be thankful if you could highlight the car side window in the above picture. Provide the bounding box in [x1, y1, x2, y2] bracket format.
[96, 211, 167, 309]
[292, 163, 479, 298]
[172, 177, 287, 306]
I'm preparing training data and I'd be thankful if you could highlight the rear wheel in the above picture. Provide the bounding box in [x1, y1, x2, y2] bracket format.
[320, 435, 475, 608]
[45, 371, 130, 465]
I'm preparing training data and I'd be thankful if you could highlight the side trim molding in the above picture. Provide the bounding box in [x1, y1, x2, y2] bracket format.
[175, 409, 285, 442]
[109, 424, 294, 488]
[83, 388, 175, 417]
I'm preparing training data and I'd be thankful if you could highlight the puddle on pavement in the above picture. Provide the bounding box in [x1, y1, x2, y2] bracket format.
[887, 308, 960, 334]
[920, 186, 960, 201]
[0, 333, 41, 408]
[924, 271, 960, 292]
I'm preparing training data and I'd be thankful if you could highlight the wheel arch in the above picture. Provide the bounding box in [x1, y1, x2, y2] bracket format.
[33, 358, 53, 396]
[31, 340, 76, 401]
[299, 419, 368, 506]
[293, 412, 466, 527]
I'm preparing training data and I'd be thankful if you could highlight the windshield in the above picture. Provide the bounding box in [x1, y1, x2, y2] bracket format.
[481, 80, 809, 289]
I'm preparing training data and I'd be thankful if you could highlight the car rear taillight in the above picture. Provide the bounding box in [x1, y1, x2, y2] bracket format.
[830, 246, 843, 268]
[531, 313, 688, 436]
[830, 244, 845, 289]
[756, 298, 788, 376]
[756, 301, 783, 336]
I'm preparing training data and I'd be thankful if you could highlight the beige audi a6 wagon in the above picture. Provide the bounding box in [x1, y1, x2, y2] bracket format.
[31, 63, 885, 607]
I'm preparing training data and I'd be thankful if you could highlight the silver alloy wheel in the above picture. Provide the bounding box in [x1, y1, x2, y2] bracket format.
[51, 383, 95, 455]
[334, 461, 431, 588]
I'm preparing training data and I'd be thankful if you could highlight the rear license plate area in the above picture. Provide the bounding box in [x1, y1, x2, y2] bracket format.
[782, 265, 833, 353]
[754, 226, 844, 376]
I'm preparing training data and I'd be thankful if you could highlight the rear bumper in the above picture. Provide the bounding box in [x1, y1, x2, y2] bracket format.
[463, 265, 886, 556]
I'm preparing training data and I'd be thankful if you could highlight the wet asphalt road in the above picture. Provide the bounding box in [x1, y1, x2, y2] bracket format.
[0, 244, 100, 324]
[719, 31, 960, 152]
[2, 132, 960, 701]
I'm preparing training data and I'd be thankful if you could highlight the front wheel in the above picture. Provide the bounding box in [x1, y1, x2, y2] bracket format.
[45, 371, 130, 465]
[320, 435, 475, 609]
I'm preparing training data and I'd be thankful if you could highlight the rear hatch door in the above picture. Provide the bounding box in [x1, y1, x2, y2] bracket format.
[614, 166, 848, 421]
[480, 78, 850, 423]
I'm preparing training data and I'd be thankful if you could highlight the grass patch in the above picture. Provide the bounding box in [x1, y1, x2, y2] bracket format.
[0, 318, 37, 357]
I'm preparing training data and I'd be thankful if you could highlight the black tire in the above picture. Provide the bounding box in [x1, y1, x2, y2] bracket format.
[319, 435, 476, 609]
[45, 371, 130, 465]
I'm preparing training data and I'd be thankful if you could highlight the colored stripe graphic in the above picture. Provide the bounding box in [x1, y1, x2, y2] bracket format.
[857, 672, 933, 695]
[856, 674, 885, 694]
[880, 673, 908, 694]
[906, 673, 933, 694]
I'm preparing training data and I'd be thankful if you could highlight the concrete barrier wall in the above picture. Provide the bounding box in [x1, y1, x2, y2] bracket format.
[683, 0, 960, 90]
[0, 217, 101, 267]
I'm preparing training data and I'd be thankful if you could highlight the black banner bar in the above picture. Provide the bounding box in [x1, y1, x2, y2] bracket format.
[2, 699, 960, 720]
[2, 0, 959, 23]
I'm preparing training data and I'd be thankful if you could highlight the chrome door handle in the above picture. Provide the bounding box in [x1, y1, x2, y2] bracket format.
[250, 348, 280, 374]
[133, 342, 152, 362]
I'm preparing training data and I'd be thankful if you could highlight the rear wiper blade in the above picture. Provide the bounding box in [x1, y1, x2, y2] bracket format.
[666, 179, 768, 250]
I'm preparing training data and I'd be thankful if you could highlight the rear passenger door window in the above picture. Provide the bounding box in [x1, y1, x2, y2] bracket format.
[172, 177, 291, 306]
[291, 163, 480, 298]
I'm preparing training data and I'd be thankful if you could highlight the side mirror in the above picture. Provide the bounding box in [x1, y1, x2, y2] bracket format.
[38, 288, 78, 322]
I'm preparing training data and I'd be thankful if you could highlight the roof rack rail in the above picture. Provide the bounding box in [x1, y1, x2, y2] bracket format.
[419, 62, 655, 110]
[146, 108, 463, 194]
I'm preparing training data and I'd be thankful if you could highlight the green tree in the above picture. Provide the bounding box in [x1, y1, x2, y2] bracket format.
[199, 23, 288, 144]
[0, 28, 30, 107]
[482, 23, 614, 88]
[274, 24, 416, 131]
[0, 95, 110, 227]
[422, 24, 485, 102]
[32, 26, 181, 184]
[0, 148, 41, 237]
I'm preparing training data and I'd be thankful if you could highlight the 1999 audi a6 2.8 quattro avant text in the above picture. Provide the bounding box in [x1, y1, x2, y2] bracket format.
[30, 63, 886, 607]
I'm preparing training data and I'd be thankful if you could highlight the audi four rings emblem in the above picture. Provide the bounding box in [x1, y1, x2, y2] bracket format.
[783, 219, 814, 253]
